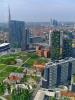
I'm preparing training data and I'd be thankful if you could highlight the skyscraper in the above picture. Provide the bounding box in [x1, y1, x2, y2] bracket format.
[25, 28, 30, 49]
[9, 20, 26, 50]
[8, 6, 11, 21]
[8, 7, 30, 50]
[50, 30, 62, 61]
[62, 32, 72, 58]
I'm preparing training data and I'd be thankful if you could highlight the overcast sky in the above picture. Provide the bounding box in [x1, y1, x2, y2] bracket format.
[0, 0, 75, 22]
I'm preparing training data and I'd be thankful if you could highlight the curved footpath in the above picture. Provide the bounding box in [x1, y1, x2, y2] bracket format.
[0, 96, 7, 100]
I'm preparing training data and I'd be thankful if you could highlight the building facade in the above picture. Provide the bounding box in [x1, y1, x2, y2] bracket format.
[25, 28, 30, 49]
[62, 32, 72, 58]
[42, 57, 75, 89]
[50, 30, 63, 61]
[9, 20, 26, 50]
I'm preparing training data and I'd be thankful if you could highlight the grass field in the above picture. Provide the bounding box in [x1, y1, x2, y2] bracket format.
[0, 64, 24, 82]
[22, 52, 48, 67]
[0, 51, 48, 82]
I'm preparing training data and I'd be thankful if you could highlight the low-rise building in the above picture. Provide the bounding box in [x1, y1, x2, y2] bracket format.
[36, 43, 50, 58]
[6, 73, 24, 83]
[0, 43, 10, 55]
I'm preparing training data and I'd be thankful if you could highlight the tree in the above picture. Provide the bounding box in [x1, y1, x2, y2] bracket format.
[0, 83, 5, 95]
[12, 87, 33, 100]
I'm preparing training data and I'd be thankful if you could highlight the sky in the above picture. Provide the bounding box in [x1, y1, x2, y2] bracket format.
[0, 0, 75, 22]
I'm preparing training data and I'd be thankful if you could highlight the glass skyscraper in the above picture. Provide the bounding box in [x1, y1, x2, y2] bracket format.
[9, 20, 26, 50]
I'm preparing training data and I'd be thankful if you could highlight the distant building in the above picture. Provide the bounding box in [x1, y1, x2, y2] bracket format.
[50, 19, 59, 27]
[30, 36, 44, 49]
[0, 31, 9, 43]
[9, 20, 26, 50]
[30, 36, 43, 44]
[25, 28, 30, 49]
[42, 57, 75, 89]
[8, 8, 30, 50]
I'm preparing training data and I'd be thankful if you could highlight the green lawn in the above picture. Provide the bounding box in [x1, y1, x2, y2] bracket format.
[0, 52, 48, 82]
[0, 65, 24, 83]
[0, 52, 30, 64]
[0, 52, 48, 67]
[50, 97, 55, 100]
[0, 64, 7, 69]
[23, 53, 48, 67]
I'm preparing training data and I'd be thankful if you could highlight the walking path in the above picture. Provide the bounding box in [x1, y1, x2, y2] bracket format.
[24, 57, 31, 63]
[0, 96, 7, 100]
[0, 66, 8, 73]
[21, 57, 31, 67]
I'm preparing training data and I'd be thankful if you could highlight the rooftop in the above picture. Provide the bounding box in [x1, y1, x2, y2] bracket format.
[9, 72, 24, 78]
[46, 57, 75, 68]
[61, 91, 75, 97]
[0, 43, 10, 48]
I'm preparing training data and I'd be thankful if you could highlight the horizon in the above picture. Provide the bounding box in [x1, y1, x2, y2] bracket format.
[0, 0, 75, 22]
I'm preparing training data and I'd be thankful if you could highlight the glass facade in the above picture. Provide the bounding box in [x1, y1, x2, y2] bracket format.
[9, 20, 26, 50]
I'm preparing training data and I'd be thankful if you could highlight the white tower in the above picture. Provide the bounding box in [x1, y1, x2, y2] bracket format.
[49, 30, 52, 47]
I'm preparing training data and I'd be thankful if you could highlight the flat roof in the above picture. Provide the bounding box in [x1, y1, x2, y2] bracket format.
[0, 43, 10, 48]
[46, 57, 75, 68]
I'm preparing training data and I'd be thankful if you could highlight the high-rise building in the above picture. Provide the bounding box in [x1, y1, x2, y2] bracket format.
[25, 28, 30, 49]
[8, 7, 30, 50]
[9, 20, 26, 50]
[62, 32, 72, 58]
[50, 30, 63, 61]
[50, 19, 59, 27]
[42, 57, 75, 89]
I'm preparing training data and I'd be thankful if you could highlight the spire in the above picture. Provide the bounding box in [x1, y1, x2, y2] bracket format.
[8, 6, 11, 21]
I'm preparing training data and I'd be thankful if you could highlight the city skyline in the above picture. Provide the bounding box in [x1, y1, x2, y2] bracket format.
[0, 0, 75, 22]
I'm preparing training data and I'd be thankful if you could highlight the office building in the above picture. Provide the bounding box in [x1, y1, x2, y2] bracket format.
[50, 19, 59, 27]
[25, 28, 30, 49]
[9, 7, 30, 50]
[9, 20, 26, 50]
[42, 57, 75, 89]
